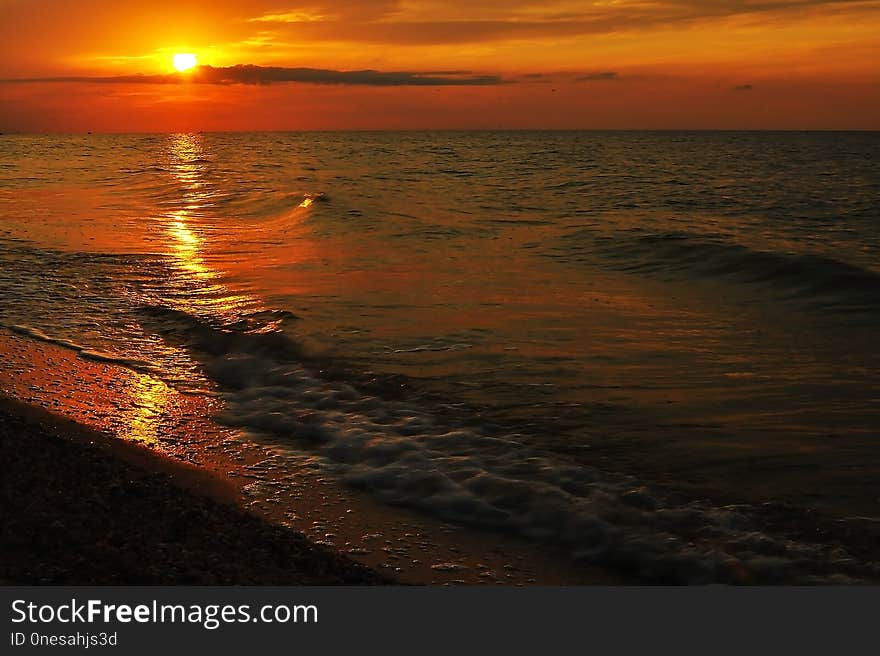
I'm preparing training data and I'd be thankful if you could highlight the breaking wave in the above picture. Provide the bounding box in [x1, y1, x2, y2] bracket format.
[130, 304, 879, 583]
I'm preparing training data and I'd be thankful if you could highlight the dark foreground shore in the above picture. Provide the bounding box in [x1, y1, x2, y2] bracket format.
[0, 397, 386, 585]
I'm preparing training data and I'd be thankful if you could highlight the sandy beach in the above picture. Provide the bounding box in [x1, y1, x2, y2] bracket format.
[0, 394, 385, 585]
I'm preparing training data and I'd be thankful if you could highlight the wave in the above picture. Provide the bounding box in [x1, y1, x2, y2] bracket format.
[556, 229, 880, 316]
[130, 304, 877, 583]
[4, 323, 162, 375]
[2, 234, 874, 582]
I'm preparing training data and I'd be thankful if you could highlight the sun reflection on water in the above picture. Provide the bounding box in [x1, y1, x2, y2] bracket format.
[166, 210, 213, 281]
[167, 132, 207, 191]
[159, 133, 258, 321]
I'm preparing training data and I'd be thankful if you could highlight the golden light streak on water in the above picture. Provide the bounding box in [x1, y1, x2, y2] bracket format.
[116, 373, 170, 445]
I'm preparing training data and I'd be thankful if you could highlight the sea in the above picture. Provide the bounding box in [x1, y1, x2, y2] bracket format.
[1, 131, 878, 582]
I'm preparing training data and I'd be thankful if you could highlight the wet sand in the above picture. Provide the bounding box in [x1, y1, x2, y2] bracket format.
[0, 330, 620, 585]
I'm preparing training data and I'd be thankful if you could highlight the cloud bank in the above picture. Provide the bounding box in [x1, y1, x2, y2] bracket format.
[1, 65, 505, 87]
[2, 66, 638, 88]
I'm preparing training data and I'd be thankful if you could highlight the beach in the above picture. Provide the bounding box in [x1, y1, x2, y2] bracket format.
[2, 328, 878, 585]
[0, 330, 617, 584]
[0, 394, 384, 585]
[4, 7, 880, 654]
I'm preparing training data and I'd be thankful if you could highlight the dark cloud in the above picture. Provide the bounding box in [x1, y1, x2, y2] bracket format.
[575, 72, 620, 82]
[198, 65, 503, 86]
[1, 65, 505, 87]
[515, 71, 622, 84]
[734, 83, 754, 91]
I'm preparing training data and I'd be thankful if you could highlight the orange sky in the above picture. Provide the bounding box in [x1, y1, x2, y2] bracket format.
[1, 0, 878, 131]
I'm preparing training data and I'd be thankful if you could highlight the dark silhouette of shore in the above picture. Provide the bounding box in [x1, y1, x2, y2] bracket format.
[0, 397, 387, 585]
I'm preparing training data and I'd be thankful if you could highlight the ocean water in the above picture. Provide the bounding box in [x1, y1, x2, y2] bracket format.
[1, 131, 878, 582]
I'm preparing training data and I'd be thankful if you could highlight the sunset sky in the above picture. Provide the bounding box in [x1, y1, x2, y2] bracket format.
[1, 0, 878, 131]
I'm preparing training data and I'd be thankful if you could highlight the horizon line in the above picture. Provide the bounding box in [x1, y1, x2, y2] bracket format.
[2, 127, 879, 136]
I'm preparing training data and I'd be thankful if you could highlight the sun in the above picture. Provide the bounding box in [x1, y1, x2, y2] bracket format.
[173, 53, 198, 72]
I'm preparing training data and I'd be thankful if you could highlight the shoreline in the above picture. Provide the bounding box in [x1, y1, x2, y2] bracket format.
[0, 394, 388, 585]
[2, 328, 877, 584]
[0, 330, 617, 585]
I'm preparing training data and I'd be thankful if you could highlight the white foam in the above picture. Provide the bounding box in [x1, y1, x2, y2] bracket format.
[195, 342, 873, 583]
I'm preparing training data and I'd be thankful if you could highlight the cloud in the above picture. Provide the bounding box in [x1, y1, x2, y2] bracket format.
[574, 72, 620, 82]
[3, 65, 632, 88]
[240, 0, 880, 45]
[1, 64, 505, 87]
[247, 11, 329, 23]
[515, 71, 622, 84]
[734, 83, 754, 91]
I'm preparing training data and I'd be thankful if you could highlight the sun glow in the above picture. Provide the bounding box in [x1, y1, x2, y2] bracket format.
[173, 53, 198, 72]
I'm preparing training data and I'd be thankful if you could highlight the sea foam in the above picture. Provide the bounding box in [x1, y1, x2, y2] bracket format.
[138, 305, 878, 584]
